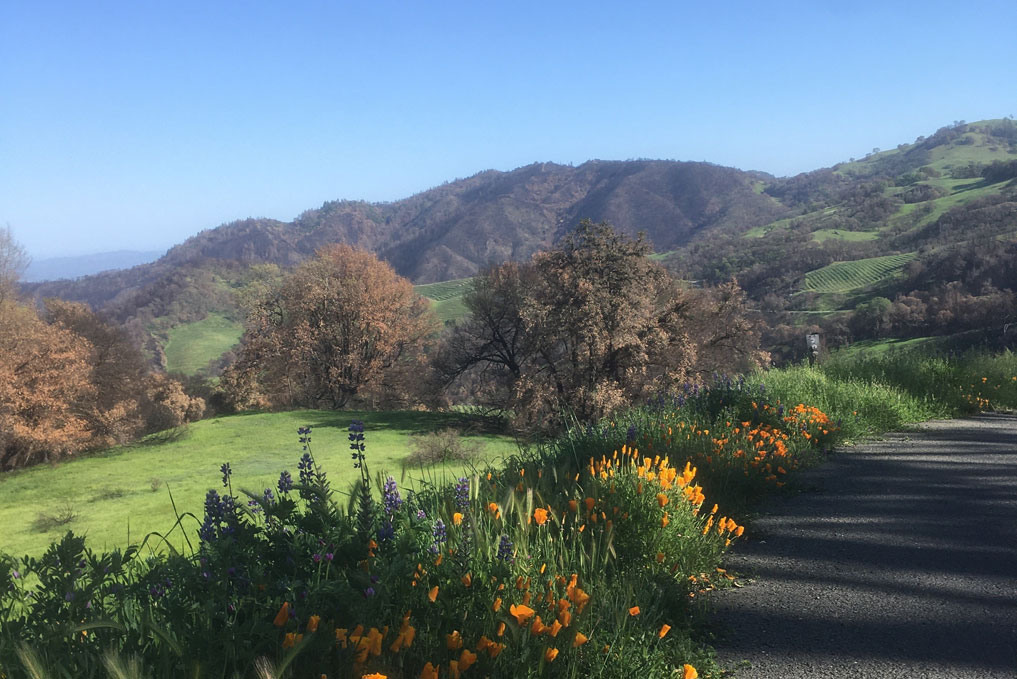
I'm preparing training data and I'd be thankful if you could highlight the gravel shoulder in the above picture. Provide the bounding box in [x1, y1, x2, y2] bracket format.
[708, 413, 1017, 679]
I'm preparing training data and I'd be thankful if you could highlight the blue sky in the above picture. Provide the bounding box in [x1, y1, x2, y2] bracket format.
[2, 1, 1015, 258]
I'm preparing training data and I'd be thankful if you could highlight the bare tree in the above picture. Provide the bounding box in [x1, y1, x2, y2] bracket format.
[0, 226, 29, 305]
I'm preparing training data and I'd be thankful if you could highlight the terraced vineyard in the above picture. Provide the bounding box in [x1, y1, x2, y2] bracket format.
[802, 253, 916, 294]
[415, 277, 474, 323]
[414, 277, 474, 301]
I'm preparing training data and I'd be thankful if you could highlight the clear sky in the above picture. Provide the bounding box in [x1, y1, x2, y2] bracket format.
[2, 0, 1015, 259]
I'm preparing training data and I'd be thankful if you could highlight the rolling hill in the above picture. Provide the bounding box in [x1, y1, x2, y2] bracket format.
[23, 118, 1017, 366]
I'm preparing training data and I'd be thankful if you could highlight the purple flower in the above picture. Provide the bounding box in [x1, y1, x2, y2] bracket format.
[312, 553, 322, 564]
[430, 519, 447, 553]
[324, 553, 333, 562]
[220, 462, 232, 487]
[278, 470, 294, 494]
[416, 509, 426, 520]
[382, 476, 403, 515]
[364, 587, 375, 598]
[297, 452, 314, 485]
[454, 477, 470, 508]
[497, 534, 514, 562]
[349, 420, 366, 467]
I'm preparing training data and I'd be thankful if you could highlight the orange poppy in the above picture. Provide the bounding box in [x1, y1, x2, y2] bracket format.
[273, 602, 290, 627]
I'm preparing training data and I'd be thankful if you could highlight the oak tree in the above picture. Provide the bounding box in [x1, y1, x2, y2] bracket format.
[223, 245, 439, 409]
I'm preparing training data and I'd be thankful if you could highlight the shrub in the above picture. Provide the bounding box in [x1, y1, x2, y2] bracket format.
[405, 428, 484, 465]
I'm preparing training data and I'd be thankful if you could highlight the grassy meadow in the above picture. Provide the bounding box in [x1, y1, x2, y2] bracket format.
[0, 410, 517, 560]
[163, 313, 245, 375]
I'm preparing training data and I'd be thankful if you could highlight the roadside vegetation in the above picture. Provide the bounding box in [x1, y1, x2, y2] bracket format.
[3, 215, 1017, 678]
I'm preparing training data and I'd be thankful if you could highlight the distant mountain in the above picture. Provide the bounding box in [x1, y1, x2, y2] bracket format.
[24, 250, 165, 282]
[25, 159, 786, 311]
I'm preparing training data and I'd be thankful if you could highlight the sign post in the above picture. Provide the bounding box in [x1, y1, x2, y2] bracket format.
[806, 333, 820, 364]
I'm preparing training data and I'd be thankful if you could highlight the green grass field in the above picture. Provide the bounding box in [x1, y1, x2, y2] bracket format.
[802, 253, 916, 294]
[0, 410, 519, 559]
[163, 313, 244, 375]
[811, 229, 880, 243]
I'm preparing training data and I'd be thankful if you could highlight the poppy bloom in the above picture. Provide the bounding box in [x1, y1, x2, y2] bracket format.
[446, 630, 463, 650]
[572, 632, 589, 647]
[428, 586, 439, 602]
[492, 597, 502, 612]
[496, 621, 506, 636]
[363, 674, 387, 679]
[461, 573, 472, 587]
[273, 602, 290, 627]
[628, 606, 640, 616]
[453, 512, 463, 526]
[658, 624, 671, 638]
[683, 664, 699, 679]
[306, 615, 320, 633]
[419, 663, 438, 679]
[459, 649, 478, 671]
[656, 493, 669, 507]
[545, 647, 559, 662]
[533, 508, 549, 526]
[509, 603, 536, 625]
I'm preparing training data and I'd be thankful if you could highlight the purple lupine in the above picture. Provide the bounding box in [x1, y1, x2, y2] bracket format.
[297, 452, 314, 485]
[382, 476, 402, 515]
[278, 470, 294, 494]
[349, 420, 366, 468]
[430, 519, 447, 553]
[454, 477, 470, 508]
[496, 535, 514, 562]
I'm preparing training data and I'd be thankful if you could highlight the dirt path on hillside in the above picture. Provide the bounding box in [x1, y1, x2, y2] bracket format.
[709, 413, 1017, 679]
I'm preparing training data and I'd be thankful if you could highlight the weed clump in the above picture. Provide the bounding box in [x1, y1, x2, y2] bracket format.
[405, 428, 484, 466]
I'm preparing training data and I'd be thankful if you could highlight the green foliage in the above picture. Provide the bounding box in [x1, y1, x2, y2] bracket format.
[4, 346, 1017, 678]
[1, 415, 744, 678]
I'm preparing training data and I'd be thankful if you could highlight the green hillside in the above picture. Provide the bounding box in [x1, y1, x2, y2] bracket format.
[802, 253, 916, 294]
[163, 313, 244, 375]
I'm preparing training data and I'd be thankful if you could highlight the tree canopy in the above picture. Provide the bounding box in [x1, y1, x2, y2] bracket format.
[440, 220, 765, 431]
[221, 244, 439, 410]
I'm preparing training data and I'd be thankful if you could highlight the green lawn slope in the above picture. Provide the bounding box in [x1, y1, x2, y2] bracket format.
[163, 313, 244, 375]
[0, 410, 518, 559]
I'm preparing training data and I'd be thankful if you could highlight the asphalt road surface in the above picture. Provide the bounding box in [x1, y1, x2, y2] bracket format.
[710, 413, 1017, 679]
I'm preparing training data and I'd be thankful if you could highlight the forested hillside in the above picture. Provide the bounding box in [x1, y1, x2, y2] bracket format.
[23, 118, 1017, 370]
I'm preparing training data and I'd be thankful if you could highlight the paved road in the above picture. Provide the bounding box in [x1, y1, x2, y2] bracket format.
[710, 413, 1017, 679]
